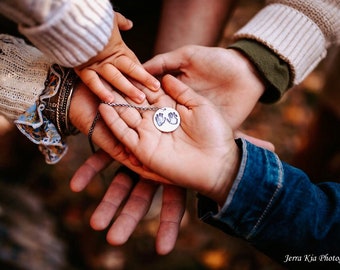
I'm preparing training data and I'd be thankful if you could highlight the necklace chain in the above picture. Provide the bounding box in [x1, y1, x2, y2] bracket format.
[89, 103, 180, 152]
[103, 102, 160, 111]
[88, 102, 160, 152]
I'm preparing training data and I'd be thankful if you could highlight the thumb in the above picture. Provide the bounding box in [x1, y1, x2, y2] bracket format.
[161, 74, 205, 107]
[115, 12, 133, 31]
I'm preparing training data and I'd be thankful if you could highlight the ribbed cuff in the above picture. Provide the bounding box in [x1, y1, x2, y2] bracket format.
[19, 0, 114, 67]
[233, 3, 327, 85]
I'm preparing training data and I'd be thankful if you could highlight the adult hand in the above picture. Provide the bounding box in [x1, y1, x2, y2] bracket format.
[68, 81, 185, 255]
[144, 45, 265, 129]
[97, 74, 241, 205]
[74, 12, 160, 104]
[68, 75, 273, 253]
[70, 150, 185, 255]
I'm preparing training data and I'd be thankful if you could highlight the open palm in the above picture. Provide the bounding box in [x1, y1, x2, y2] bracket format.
[99, 74, 237, 196]
[144, 45, 265, 129]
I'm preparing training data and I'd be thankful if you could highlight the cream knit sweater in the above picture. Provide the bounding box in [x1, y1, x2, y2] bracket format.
[0, 0, 114, 68]
[0, 34, 52, 120]
[234, 0, 340, 85]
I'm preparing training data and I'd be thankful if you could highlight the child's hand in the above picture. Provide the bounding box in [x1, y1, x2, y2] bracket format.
[74, 12, 160, 103]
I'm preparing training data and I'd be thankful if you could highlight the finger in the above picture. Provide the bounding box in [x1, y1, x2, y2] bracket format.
[106, 180, 159, 245]
[143, 49, 183, 76]
[161, 74, 205, 108]
[115, 12, 133, 31]
[99, 99, 145, 132]
[127, 79, 177, 109]
[100, 63, 147, 103]
[70, 149, 113, 192]
[75, 69, 116, 102]
[112, 56, 160, 91]
[156, 185, 186, 255]
[234, 130, 275, 152]
[90, 170, 137, 230]
[99, 103, 140, 148]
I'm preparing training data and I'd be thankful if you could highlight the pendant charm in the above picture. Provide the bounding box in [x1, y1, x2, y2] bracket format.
[153, 107, 180, 132]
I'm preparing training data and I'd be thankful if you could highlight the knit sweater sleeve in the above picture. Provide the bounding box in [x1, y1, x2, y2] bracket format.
[233, 0, 340, 86]
[0, 0, 114, 68]
[0, 34, 52, 121]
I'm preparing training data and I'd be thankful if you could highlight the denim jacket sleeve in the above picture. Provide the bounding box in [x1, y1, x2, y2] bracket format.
[198, 138, 340, 264]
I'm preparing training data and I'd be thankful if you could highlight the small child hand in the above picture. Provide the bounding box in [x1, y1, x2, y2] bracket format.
[75, 12, 160, 104]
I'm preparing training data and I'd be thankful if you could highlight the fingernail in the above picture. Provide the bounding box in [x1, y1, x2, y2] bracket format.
[106, 95, 115, 104]
[152, 80, 161, 90]
[138, 92, 146, 102]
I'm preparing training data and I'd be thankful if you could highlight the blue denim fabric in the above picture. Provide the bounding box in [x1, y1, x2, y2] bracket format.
[198, 139, 340, 267]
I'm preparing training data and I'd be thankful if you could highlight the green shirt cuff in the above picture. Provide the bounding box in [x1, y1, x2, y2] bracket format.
[228, 39, 291, 103]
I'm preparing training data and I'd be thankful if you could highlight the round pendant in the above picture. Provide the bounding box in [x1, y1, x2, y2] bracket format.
[153, 107, 180, 132]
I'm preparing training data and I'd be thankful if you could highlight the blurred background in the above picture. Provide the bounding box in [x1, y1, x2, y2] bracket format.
[1, 0, 339, 269]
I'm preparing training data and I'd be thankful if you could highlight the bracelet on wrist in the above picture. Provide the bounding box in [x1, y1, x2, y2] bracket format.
[15, 64, 79, 164]
[42, 64, 79, 137]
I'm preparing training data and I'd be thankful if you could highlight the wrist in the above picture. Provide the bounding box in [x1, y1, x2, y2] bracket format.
[228, 39, 291, 103]
[228, 48, 266, 99]
[42, 65, 79, 137]
[208, 141, 242, 206]
[68, 82, 101, 135]
[14, 64, 79, 164]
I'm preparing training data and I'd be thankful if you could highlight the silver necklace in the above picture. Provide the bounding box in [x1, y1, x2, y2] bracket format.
[103, 102, 181, 133]
[103, 102, 160, 111]
[88, 102, 181, 152]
